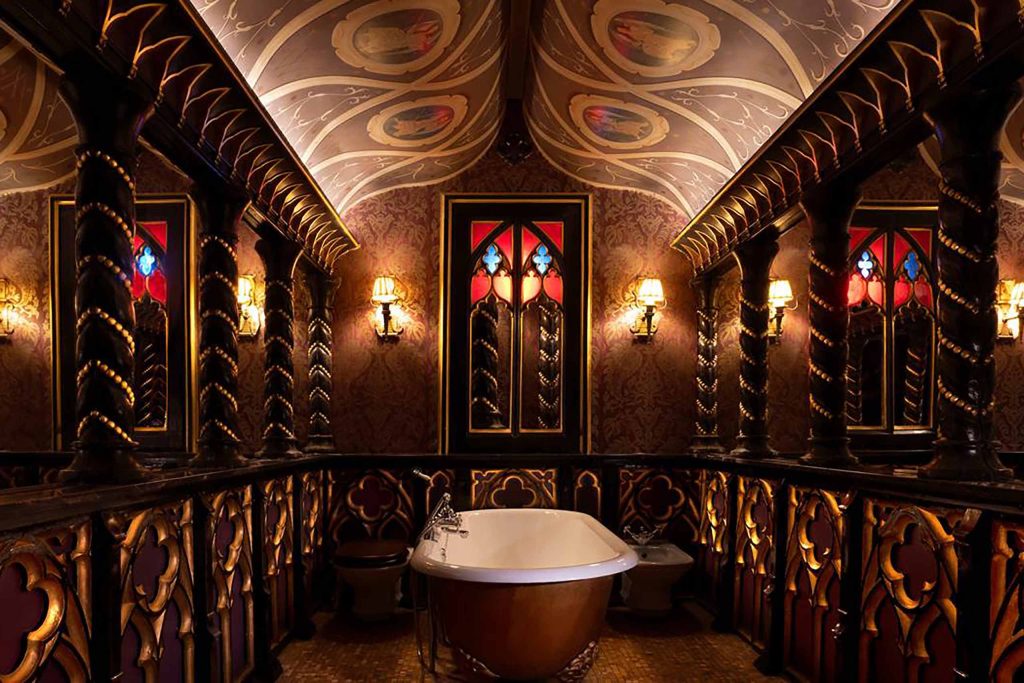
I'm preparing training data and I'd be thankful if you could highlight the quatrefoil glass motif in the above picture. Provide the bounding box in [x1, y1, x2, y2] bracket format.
[858, 250, 874, 279]
[136, 245, 158, 277]
[533, 244, 552, 275]
[483, 244, 502, 274]
[904, 251, 920, 281]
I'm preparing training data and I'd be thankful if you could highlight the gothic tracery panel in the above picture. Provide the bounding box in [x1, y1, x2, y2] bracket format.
[262, 476, 295, 646]
[328, 470, 415, 543]
[733, 477, 775, 649]
[618, 467, 700, 547]
[992, 519, 1024, 682]
[470, 469, 557, 510]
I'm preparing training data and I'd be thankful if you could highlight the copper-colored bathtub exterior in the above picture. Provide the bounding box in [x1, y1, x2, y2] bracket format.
[430, 575, 613, 679]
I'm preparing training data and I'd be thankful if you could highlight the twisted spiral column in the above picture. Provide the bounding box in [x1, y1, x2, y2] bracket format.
[192, 186, 248, 467]
[923, 83, 1021, 480]
[256, 233, 303, 459]
[305, 270, 335, 453]
[731, 237, 779, 459]
[538, 302, 561, 429]
[58, 70, 152, 484]
[471, 299, 504, 429]
[800, 185, 860, 467]
[692, 275, 724, 453]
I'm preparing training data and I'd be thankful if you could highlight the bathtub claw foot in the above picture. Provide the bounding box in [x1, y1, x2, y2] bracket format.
[557, 641, 599, 682]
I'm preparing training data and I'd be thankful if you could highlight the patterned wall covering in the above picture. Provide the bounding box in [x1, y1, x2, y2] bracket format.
[331, 148, 696, 454]
[0, 30, 76, 195]
[191, 0, 505, 216]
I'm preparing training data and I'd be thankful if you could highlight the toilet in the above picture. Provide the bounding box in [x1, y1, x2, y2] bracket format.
[620, 543, 694, 615]
[334, 539, 411, 620]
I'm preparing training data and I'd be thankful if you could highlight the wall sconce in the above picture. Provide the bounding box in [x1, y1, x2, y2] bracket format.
[768, 278, 796, 344]
[237, 274, 262, 339]
[372, 275, 404, 341]
[997, 278, 1024, 342]
[0, 278, 21, 340]
[630, 277, 665, 342]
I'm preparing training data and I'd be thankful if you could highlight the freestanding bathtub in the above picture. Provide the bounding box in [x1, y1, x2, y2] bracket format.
[411, 508, 637, 680]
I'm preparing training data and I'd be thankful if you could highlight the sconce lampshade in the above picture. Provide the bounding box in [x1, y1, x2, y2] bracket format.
[768, 278, 794, 309]
[371, 275, 400, 304]
[636, 278, 665, 307]
[237, 274, 256, 306]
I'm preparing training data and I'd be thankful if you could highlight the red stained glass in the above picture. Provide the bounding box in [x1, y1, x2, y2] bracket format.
[869, 236, 886, 272]
[848, 273, 867, 306]
[892, 234, 911, 276]
[534, 221, 563, 252]
[471, 221, 501, 252]
[471, 271, 491, 304]
[522, 229, 540, 266]
[868, 279, 885, 307]
[522, 273, 542, 304]
[915, 281, 933, 309]
[495, 228, 513, 264]
[849, 227, 874, 255]
[893, 277, 911, 308]
[543, 271, 563, 305]
[907, 228, 932, 260]
[493, 274, 513, 304]
[132, 221, 168, 305]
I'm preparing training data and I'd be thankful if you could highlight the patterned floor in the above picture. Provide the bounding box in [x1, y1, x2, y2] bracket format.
[278, 603, 786, 682]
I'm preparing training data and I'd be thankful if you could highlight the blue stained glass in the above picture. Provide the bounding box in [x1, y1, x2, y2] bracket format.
[905, 251, 920, 281]
[533, 244, 552, 275]
[858, 250, 873, 279]
[136, 245, 157, 277]
[483, 244, 501, 274]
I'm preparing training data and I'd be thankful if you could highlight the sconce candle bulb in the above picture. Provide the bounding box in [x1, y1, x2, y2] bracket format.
[997, 278, 1024, 342]
[237, 274, 262, 338]
[0, 277, 22, 340]
[767, 278, 795, 344]
[372, 275, 404, 341]
[630, 277, 665, 342]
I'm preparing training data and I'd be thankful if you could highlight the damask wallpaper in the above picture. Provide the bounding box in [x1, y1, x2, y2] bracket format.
[331, 148, 696, 454]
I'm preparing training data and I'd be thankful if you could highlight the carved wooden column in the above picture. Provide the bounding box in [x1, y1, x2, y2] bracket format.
[58, 68, 153, 484]
[923, 83, 1022, 480]
[191, 185, 249, 468]
[256, 231, 303, 459]
[731, 236, 779, 459]
[801, 184, 860, 467]
[305, 270, 335, 453]
[692, 275, 724, 454]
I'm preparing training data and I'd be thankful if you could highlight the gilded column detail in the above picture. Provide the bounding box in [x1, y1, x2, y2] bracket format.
[801, 184, 860, 467]
[256, 231, 303, 458]
[923, 83, 1021, 480]
[731, 237, 779, 459]
[192, 185, 249, 467]
[58, 67, 153, 484]
[305, 271, 335, 453]
[693, 275, 724, 454]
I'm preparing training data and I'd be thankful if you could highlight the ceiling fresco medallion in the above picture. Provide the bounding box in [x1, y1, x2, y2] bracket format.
[367, 95, 469, 148]
[591, 0, 720, 77]
[332, 0, 461, 75]
[569, 95, 669, 150]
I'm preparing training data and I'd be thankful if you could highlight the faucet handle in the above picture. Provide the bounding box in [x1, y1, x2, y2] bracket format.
[411, 468, 431, 483]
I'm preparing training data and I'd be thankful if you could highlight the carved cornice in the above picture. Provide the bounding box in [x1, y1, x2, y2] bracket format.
[9, 0, 359, 272]
[674, 0, 1024, 272]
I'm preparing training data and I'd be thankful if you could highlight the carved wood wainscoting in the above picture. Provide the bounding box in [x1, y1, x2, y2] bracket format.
[858, 500, 966, 682]
[783, 487, 848, 681]
[733, 477, 776, 650]
[470, 469, 558, 509]
[0, 454, 1023, 682]
[992, 519, 1024, 682]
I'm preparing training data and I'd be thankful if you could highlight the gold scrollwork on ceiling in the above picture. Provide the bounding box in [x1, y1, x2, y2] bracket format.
[568, 95, 669, 151]
[331, 0, 461, 76]
[591, 0, 721, 78]
[367, 95, 469, 149]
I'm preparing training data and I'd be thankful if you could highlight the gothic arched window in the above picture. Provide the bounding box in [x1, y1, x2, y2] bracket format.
[845, 204, 936, 434]
[442, 195, 590, 454]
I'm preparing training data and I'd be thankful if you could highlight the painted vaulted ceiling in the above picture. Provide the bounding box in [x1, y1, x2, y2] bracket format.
[7, 2, 1024, 234]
